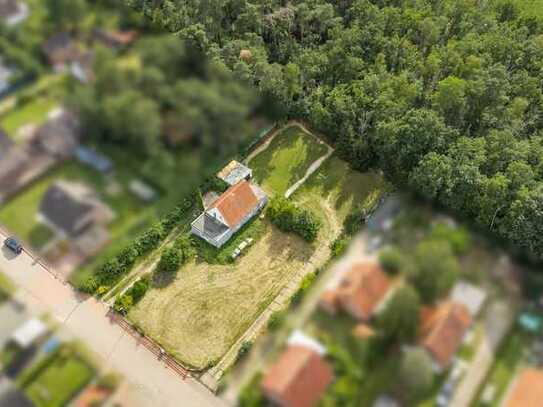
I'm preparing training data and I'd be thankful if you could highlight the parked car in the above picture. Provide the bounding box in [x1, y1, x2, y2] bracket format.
[3, 237, 22, 254]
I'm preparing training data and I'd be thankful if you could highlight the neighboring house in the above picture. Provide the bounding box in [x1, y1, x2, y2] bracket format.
[38, 181, 114, 258]
[32, 109, 81, 158]
[70, 51, 94, 83]
[93, 28, 138, 50]
[419, 301, 472, 372]
[262, 332, 333, 407]
[42, 32, 79, 70]
[450, 281, 487, 317]
[0, 127, 13, 158]
[502, 368, 543, 407]
[217, 160, 252, 186]
[191, 179, 267, 248]
[0, 0, 29, 26]
[320, 262, 394, 321]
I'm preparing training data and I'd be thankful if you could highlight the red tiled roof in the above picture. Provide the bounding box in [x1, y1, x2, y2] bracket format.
[337, 263, 392, 321]
[419, 301, 472, 369]
[504, 369, 543, 407]
[262, 345, 333, 407]
[209, 180, 259, 228]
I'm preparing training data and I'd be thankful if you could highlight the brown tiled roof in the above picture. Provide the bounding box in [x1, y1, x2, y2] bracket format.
[209, 180, 259, 228]
[262, 345, 333, 407]
[419, 301, 472, 369]
[337, 263, 392, 321]
[504, 369, 543, 407]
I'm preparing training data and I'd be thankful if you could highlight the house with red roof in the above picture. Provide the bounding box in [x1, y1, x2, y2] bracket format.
[262, 343, 334, 407]
[319, 262, 394, 321]
[502, 368, 543, 407]
[191, 179, 267, 247]
[419, 301, 472, 372]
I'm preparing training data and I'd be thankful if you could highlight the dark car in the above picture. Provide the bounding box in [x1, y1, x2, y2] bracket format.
[3, 237, 23, 254]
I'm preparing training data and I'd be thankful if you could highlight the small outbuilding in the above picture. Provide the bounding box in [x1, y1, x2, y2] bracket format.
[217, 160, 252, 186]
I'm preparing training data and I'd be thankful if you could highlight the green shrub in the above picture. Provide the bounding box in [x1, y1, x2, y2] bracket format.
[268, 310, 286, 331]
[291, 272, 317, 306]
[330, 235, 349, 257]
[157, 247, 183, 274]
[238, 374, 265, 407]
[97, 373, 121, 391]
[267, 197, 321, 242]
[379, 247, 403, 274]
[237, 341, 253, 360]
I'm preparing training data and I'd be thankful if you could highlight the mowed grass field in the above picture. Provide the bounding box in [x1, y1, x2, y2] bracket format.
[129, 124, 387, 370]
[129, 222, 314, 369]
[249, 125, 329, 196]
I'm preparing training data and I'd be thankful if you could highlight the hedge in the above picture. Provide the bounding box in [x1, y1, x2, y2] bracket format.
[81, 193, 198, 294]
[267, 197, 321, 242]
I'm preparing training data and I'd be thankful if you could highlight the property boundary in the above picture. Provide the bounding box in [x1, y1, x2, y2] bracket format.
[106, 308, 192, 380]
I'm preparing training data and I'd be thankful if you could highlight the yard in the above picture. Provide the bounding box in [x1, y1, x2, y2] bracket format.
[18, 347, 95, 407]
[0, 160, 147, 258]
[129, 221, 316, 369]
[128, 125, 387, 371]
[248, 124, 330, 196]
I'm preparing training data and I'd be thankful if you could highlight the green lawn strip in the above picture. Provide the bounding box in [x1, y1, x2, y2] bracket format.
[21, 348, 95, 407]
[249, 125, 329, 196]
[193, 217, 267, 264]
[293, 155, 388, 225]
[472, 329, 532, 407]
[0, 271, 15, 298]
[0, 96, 58, 137]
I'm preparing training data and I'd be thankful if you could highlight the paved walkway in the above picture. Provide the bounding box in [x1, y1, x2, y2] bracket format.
[450, 301, 515, 407]
[0, 229, 227, 407]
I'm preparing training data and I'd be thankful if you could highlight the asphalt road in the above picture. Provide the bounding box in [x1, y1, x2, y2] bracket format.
[0, 230, 227, 407]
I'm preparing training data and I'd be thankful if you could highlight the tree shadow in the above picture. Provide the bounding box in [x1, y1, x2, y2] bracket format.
[152, 270, 177, 289]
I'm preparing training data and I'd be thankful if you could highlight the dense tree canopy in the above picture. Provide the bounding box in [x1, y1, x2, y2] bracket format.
[126, 0, 543, 260]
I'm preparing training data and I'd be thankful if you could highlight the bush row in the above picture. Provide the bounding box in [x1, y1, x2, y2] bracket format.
[80, 193, 198, 294]
[114, 276, 150, 314]
[267, 197, 321, 242]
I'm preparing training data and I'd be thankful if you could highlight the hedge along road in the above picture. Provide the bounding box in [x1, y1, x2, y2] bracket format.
[0, 228, 227, 407]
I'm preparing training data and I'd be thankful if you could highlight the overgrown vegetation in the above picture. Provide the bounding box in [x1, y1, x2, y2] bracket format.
[128, 0, 543, 261]
[267, 196, 321, 242]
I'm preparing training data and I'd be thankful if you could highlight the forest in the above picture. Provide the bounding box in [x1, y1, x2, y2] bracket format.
[125, 0, 543, 260]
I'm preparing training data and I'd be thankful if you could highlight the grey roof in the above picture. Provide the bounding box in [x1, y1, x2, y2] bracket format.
[192, 213, 229, 240]
[42, 32, 73, 56]
[0, 128, 13, 158]
[0, 0, 18, 18]
[34, 110, 80, 157]
[39, 182, 95, 237]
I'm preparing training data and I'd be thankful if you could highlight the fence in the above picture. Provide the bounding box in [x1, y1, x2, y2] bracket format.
[106, 308, 191, 380]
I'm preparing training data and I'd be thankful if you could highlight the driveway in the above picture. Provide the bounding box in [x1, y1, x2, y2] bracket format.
[0, 230, 227, 407]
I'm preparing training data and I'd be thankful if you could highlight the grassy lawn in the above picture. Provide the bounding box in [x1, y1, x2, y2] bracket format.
[293, 155, 388, 238]
[129, 221, 316, 369]
[472, 329, 532, 407]
[0, 160, 146, 255]
[248, 125, 329, 196]
[22, 351, 94, 407]
[0, 95, 58, 137]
